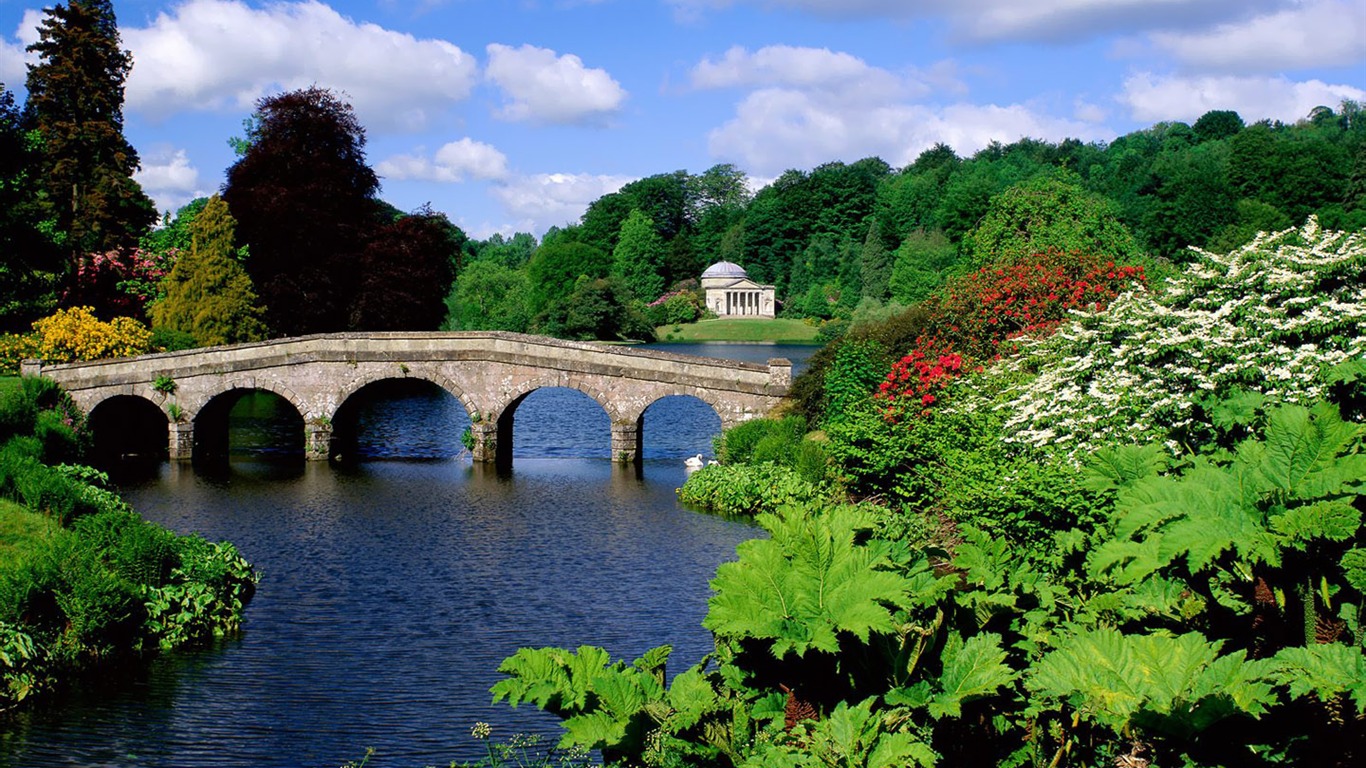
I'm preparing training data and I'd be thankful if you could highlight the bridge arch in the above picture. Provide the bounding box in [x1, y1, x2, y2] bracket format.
[192, 385, 307, 462]
[634, 394, 724, 460]
[86, 394, 169, 464]
[331, 368, 477, 424]
[330, 375, 473, 460]
[483, 377, 617, 466]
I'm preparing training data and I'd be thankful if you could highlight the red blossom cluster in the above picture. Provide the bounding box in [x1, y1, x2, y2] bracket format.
[876, 250, 1144, 417]
[60, 248, 178, 319]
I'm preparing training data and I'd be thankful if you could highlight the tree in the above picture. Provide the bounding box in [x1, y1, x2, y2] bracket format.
[25, 0, 154, 257]
[526, 241, 612, 316]
[889, 229, 955, 305]
[150, 196, 266, 346]
[611, 209, 667, 302]
[1192, 109, 1244, 143]
[961, 173, 1144, 270]
[443, 260, 531, 332]
[223, 87, 380, 336]
[350, 209, 459, 331]
[473, 232, 537, 269]
[0, 85, 63, 330]
[859, 220, 891, 301]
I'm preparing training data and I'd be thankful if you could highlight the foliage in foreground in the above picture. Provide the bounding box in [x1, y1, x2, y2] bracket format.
[0, 376, 258, 709]
[495, 402, 1366, 766]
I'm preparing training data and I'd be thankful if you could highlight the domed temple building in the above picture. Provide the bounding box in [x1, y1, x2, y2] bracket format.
[700, 261, 776, 318]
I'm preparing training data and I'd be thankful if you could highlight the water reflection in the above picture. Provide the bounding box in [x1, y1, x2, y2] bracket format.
[2, 410, 758, 768]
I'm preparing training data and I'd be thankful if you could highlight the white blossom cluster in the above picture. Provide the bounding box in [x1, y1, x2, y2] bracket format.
[959, 218, 1366, 457]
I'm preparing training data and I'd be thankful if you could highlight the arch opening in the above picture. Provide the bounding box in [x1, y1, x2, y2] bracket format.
[331, 378, 471, 461]
[87, 395, 168, 468]
[194, 389, 304, 462]
[496, 387, 610, 467]
[638, 395, 722, 461]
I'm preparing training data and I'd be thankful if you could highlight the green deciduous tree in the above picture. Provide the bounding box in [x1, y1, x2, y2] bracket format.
[526, 240, 612, 316]
[888, 228, 956, 305]
[611, 209, 667, 302]
[24, 0, 154, 258]
[443, 260, 531, 332]
[0, 85, 63, 330]
[961, 173, 1143, 271]
[150, 195, 266, 346]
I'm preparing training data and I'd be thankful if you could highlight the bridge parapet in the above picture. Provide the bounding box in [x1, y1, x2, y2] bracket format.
[27, 332, 793, 463]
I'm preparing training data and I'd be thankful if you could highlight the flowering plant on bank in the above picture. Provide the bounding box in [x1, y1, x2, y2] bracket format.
[876, 249, 1145, 416]
[977, 218, 1366, 456]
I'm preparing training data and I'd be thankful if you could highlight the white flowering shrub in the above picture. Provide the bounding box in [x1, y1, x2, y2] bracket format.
[971, 218, 1365, 455]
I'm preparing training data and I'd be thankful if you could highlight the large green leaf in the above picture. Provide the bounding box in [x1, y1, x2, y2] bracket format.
[1027, 629, 1276, 737]
[1269, 643, 1366, 714]
[705, 506, 916, 658]
[1248, 403, 1364, 501]
[927, 632, 1017, 719]
[1081, 443, 1169, 494]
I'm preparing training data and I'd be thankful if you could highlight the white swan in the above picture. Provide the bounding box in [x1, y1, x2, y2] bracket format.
[684, 453, 705, 469]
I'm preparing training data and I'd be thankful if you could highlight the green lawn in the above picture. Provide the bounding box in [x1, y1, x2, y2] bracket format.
[655, 317, 820, 343]
[0, 498, 59, 571]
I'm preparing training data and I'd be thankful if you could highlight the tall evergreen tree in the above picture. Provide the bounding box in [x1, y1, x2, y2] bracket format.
[25, 0, 154, 258]
[150, 195, 267, 346]
[223, 87, 380, 336]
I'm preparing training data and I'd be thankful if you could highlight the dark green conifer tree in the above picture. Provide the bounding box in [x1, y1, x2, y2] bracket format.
[25, 0, 154, 258]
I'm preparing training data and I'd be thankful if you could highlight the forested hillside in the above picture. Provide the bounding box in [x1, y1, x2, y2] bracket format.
[446, 104, 1366, 341]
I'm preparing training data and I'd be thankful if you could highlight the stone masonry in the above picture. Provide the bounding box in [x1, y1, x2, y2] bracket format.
[22, 332, 792, 463]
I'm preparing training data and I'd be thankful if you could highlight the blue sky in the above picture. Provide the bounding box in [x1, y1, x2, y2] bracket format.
[2, 0, 1363, 239]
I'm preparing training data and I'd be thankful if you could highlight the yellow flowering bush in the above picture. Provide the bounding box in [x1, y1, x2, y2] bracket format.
[31, 306, 152, 363]
[0, 333, 40, 374]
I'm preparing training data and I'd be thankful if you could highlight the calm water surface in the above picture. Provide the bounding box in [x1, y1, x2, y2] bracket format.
[0, 343, 816, 768]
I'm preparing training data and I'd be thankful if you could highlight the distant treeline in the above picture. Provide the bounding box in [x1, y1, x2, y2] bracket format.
[451, 103, 1366, 339]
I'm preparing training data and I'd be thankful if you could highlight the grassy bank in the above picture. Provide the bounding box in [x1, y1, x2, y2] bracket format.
[654, 317, 819, 343]
[0, 376, 258, 709]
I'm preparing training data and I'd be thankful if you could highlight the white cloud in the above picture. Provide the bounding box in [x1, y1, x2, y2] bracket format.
[667, 0, 1277, 41]
[489, 172, 633, 233]
[123, 0, 478, 131]
[377, 138, 509, 183]
[695, 44, 1109, 175]
[485, 43, 625, 125]
[1121, 72, 1366, 124]
[1151, 0, 1366, 72]
[707, 87, 1109, 175]
[134, 147, 206, 215]
[692, 45, 903, 94]
[0, 10, 43, 86]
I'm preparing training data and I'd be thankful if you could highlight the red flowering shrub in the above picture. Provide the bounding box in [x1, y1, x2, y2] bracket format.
[60, 248, 178, 320]
[877, 249, 1144, 416]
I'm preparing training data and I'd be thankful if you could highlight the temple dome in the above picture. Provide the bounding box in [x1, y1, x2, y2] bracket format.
[701, 261, 749, 279]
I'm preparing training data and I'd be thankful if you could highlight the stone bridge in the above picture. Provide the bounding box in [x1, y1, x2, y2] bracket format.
[21, 332, 791, 464]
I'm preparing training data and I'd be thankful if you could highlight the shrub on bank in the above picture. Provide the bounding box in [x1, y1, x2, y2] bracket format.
[0, 376, 257, 708]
